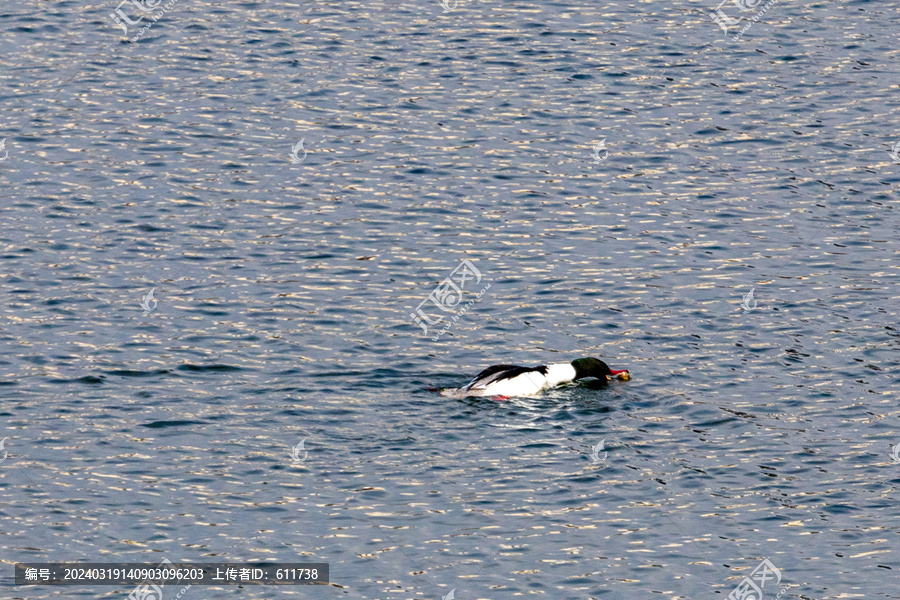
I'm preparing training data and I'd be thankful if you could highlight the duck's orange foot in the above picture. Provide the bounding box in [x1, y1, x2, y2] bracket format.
[492, 395, 510, 401]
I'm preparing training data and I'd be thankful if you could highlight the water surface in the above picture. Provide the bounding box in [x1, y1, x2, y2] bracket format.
[0, 0, 898, 598]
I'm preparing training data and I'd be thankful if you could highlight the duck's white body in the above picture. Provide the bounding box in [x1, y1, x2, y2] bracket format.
[441, 363, 577, 398]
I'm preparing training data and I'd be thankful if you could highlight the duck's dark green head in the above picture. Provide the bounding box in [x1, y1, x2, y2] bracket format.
[571, 357, 630, 381]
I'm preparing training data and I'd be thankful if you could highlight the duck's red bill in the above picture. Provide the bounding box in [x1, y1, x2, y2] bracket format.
[610, 369, 630, 381]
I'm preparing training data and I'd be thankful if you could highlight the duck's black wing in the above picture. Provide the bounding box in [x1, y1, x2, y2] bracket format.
[465, 364, 548, 391]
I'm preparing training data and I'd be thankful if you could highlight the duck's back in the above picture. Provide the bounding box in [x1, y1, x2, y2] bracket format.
[462, 364, 550, 396]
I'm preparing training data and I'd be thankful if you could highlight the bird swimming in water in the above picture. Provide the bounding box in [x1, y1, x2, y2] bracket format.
[440, 357, 630, 399]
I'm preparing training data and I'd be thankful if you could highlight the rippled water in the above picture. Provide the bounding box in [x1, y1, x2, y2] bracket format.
[1, 0, 898, 598]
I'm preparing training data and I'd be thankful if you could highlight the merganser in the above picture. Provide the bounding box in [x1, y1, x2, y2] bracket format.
[441, 357, 630, 399]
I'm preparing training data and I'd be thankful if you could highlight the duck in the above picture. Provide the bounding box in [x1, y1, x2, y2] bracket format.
[440, 357, 629, 399]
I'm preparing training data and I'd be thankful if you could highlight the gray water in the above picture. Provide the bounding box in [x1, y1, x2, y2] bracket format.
[0, 0, 898, 598]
